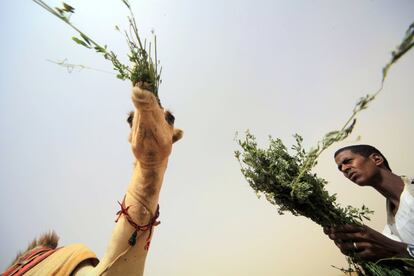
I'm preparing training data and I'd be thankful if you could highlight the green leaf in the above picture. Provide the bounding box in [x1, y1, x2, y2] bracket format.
[94, 45, 104, 53]
[80, 33, 91, 45]
[72, 37, 91, 48]
[62, 2, 75, 13]
[55, 7, 63, 15]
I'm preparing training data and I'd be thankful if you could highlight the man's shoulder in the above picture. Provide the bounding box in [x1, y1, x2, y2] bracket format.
[400, 175, 414, 185]
[401, 175, 414, 199]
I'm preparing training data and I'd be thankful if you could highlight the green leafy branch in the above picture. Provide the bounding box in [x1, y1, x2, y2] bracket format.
[235, 131, 373, 226]
[33, 0, 163, 105]
[382, 22, 414, 82]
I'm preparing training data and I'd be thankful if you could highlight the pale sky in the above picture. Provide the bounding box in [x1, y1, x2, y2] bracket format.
[1, 1, 413, 275]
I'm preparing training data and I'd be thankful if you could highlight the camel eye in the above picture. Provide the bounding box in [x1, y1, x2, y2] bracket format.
[165, 111, 175, 125]
[127, 111, 134, 128]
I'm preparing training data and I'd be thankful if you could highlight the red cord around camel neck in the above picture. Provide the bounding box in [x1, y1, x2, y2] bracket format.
[115, 195, 160, 250]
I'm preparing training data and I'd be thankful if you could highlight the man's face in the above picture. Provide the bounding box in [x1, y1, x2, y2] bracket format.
[334, 150, 381, 186]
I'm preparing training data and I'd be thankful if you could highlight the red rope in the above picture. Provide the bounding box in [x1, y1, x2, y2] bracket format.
[115, 195, 160, 250]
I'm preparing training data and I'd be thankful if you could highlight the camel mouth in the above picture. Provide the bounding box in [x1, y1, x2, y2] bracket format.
[132, 87, 157, 109]
[132, 90, 152, 103]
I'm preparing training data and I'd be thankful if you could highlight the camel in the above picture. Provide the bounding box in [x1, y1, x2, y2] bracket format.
[3, 85, 183, 275]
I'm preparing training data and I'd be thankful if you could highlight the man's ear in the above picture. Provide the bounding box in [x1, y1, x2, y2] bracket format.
[370, 153, 384, 167]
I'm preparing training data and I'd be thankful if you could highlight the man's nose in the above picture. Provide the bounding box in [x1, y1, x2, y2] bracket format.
[340, 164, 351, 173]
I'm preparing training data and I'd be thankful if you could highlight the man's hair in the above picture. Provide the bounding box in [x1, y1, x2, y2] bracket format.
[334, 144, 392, 171]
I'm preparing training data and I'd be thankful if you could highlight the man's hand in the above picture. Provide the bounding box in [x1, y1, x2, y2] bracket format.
[323, 224, 408, 261]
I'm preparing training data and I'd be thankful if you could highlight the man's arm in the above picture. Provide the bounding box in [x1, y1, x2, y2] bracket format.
[324, 224, 410, 261]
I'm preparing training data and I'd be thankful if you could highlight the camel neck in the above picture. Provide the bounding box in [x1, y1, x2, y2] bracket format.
[92, 160, 168, 276]
[127, 161, 168, 214]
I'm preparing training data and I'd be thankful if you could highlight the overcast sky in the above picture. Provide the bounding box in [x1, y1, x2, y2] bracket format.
[1, 1, 413, 275]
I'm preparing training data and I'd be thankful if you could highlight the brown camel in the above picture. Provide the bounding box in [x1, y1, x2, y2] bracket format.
[3, 85, 183, 275]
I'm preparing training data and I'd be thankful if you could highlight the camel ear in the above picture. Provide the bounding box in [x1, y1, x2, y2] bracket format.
[172, 128, 183, 143]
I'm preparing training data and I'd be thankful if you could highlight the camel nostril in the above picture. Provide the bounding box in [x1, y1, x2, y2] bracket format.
[165, 111, 175, 125]
[127, 111, 134, 128]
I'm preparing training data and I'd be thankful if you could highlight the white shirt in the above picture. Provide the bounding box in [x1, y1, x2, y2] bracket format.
[383, 176, 414, 244]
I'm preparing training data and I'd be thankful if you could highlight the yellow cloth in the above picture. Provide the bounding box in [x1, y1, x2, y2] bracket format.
[23, 244, 98, 276]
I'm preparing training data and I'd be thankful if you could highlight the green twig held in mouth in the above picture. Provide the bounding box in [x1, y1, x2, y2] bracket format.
[235, 22, 413, 276]
[33, 0, 163, 106]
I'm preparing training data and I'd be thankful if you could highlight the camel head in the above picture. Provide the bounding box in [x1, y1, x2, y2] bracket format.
[128, 86, 183, 167]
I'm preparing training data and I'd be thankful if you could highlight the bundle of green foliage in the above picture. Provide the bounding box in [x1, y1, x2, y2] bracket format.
[33, 0, 163, 105]
[235, 22, 414, 276]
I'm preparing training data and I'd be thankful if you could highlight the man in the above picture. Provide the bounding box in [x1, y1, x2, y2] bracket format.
[324, 144, 414, 261]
